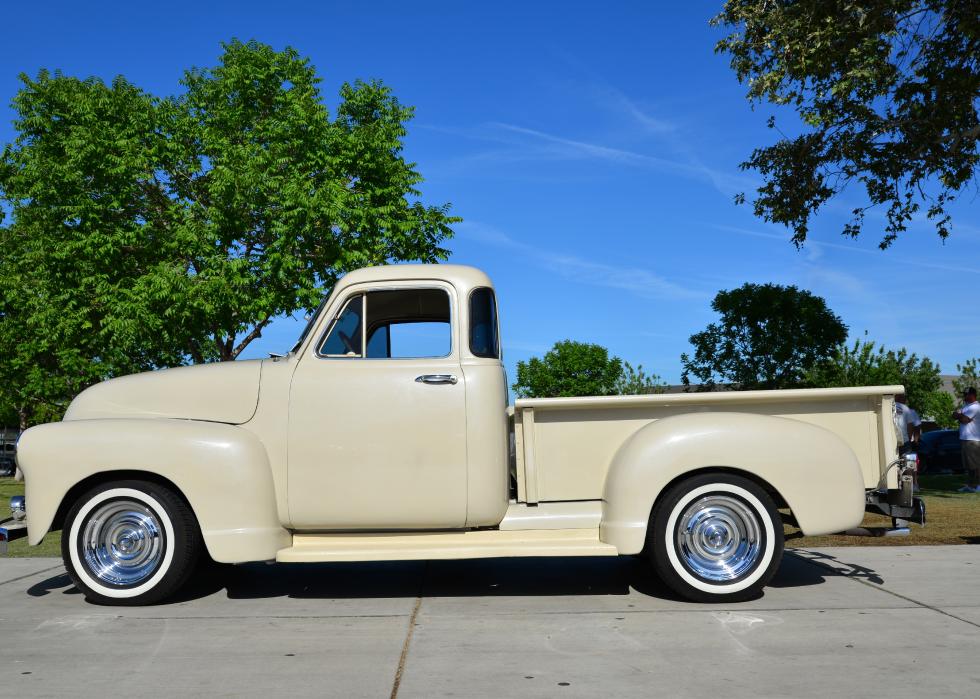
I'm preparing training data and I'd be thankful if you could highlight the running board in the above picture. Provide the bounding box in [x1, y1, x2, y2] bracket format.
[276, 528, 618, 563]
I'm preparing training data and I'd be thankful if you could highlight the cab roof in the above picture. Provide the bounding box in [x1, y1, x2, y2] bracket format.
[336, 264, 494, 293]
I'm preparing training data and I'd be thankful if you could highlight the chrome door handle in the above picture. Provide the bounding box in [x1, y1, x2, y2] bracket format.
[415, 374, 458, 385]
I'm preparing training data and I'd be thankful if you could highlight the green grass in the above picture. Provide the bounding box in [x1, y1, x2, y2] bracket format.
[5, 473, 980, 559]
[1, 478, 60, 557]
[785, 474, 980, 548]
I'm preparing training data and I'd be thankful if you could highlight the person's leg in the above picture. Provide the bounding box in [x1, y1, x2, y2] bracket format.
[973, 445, 980, 491]
[965, 441, 980, 489]
[960, 441, 978, 490]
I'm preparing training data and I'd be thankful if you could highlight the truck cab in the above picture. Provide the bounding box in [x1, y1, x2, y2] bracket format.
[279, 265, 510, 530]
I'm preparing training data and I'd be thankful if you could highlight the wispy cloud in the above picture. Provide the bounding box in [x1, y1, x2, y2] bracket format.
[712, 223, 980, 276]
[574, 75, 756, 196]
[491, 122, 656, 165]
[550, 48, 691, 135]
[458, 221, 708, 301]
[955, 221, 980, 240]
[489, 122, 753, 197]
[505, 340, 552, 355]
[802, 266, 869, 297]
[461, 222, 516, 247]
[419, 117, 753, 198]
[582, 82, 677, 134]
[639, 330, 682, 339]
[541, 254, 707, 300]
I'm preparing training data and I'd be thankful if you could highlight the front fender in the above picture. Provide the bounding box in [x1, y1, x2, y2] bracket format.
[601, 412, 866, 554]
[16, 419, 290, 563]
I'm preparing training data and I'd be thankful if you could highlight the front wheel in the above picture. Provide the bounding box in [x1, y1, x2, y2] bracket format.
[62, 480, 201, 605]
[649, 473, 784, 603]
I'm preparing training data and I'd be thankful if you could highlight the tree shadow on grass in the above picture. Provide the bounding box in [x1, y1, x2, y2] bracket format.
[920, 491, 969, 500]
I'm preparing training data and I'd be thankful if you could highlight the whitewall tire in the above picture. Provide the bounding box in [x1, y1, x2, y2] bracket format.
[649, 473, 784, 603]
[62, 480, 201, 605]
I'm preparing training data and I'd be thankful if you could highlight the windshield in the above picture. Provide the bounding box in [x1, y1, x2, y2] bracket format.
[289, 294, 330, 354]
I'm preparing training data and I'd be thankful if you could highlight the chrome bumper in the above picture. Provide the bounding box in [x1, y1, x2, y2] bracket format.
[864, 492, 926, 526]
[865, 454, 926, 526]
[0, 519, 27, 555]
[0, 495, 27, 555]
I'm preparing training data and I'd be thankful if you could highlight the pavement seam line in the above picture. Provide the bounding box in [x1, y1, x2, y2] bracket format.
[0, 563, 64, 587]
[390, 595, 422, 699]
[795, 551, 980, 631]
[390, 560, 428, 699]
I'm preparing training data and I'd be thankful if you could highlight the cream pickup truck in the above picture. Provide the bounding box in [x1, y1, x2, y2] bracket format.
[4, 264, 924, 605]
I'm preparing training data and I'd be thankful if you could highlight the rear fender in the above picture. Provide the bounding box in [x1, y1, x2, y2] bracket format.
[16, 419, 290, 563]
[601, 412, 866, 554]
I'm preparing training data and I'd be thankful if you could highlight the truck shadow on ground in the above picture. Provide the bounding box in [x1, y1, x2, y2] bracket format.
[777, 548, 885, 586]
[26, 549, 878, 604]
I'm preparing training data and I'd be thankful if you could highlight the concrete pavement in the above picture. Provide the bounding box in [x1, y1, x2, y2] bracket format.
[1, 547, 979, 697]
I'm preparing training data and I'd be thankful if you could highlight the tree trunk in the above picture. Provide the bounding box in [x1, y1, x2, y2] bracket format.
[230, 318, 272, 360]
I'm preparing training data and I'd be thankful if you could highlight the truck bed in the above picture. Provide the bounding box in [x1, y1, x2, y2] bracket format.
[512, 385, 902, 503]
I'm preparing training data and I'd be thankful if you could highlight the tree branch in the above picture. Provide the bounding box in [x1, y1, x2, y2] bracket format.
[231, 316, 272, 359]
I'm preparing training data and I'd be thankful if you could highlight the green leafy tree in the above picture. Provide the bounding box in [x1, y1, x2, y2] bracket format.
[0, 74, 191, 428]
[804, 338, 953, 427]
[919, 390, 956, 429]
[513, 341, 668, 398]
[681, 283, 847, 390]
[513, 341, 624, 398]
[614, 361, 668, 395]
[952, 358, 980, 396]
[0, 391, 18, 429]
[714, 1, 980, 247]
[0, 249, 110, 429]
[0, 39, 457, 427]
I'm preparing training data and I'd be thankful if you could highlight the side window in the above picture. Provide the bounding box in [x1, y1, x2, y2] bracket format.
[365, 288, 451, 358]
[469, 287, 499, 359]
[319, 295, 364, 356]
[321, 287, 452, 360]
[385, 321, 450, 358]
[320, 288, 451, 359]
[366, 324, 389, 358]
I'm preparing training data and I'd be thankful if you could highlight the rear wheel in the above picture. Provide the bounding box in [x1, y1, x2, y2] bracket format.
[62, 480, 201, 605]
[649, 473, 783, 603]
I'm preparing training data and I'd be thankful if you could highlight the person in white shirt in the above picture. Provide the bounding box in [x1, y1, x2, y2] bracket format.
[895, 393, 921, 447]
[894, 394, 921, 490]
[954, 387, 980, 492]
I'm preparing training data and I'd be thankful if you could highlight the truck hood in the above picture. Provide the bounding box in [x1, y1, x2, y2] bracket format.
[63, 360, 263, 424]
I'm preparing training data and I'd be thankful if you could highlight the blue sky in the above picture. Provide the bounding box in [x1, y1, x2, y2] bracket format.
[2, 1, 977, 383]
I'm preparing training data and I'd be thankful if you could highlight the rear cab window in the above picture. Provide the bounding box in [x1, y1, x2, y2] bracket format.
[469, 287, 499, 359]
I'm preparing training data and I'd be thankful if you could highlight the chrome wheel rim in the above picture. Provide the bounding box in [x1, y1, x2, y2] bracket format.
[80, 499, 165, 587]
[675, 494, 762, 582]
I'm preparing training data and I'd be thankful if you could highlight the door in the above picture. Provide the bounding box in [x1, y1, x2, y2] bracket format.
[286, 283, 468, 529]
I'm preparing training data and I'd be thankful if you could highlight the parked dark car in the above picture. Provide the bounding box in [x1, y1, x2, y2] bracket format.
[0, 443, 15, 477]
[917, 429, 962, 474]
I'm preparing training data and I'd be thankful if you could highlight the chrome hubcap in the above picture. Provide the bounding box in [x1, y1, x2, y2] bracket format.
[676, 494, 762, 582]
[81, 499, 164, 587]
